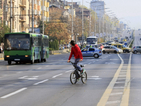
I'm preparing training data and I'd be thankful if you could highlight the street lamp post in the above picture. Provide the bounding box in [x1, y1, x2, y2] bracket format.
[10, 0, 12, 32]
[86, 1, 91, 37]
[82, 0, 84, 44]
[32, 0, 34, 33]
[71, 0, 74, 40]
[42, 0, 44, 34]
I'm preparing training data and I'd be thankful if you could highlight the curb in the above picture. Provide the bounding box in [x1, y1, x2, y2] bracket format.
[0, 58, 4, 60]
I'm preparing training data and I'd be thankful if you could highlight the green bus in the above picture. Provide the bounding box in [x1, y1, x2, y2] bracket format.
[4, 32, 49, 65]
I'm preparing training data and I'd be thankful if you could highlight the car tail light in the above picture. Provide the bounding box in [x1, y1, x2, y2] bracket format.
[133, 47, 135, 49]
[99, 51, 101, 53]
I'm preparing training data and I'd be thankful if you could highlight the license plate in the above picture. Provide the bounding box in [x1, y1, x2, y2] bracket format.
[14, 59, 20, 61]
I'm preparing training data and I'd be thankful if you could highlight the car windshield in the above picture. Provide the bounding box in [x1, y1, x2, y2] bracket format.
[112, 46, 117, 49]
[123, 45, 128, 48]
[4, 34, 30, 50]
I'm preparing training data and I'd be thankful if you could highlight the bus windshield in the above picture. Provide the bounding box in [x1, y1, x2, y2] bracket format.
[87, 38, 97, 44]
[4, 34, 30, 50]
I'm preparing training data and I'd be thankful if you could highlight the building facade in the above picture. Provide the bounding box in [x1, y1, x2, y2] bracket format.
[2, 0, 49, 33]
[0, 0, 3, 23]
[90, 0, 105, 19]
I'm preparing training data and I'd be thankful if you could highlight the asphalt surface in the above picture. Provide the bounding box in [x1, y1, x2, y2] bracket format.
[0, 53, 127, 106]
[0, 31, 140, 106]
[129, 30, 141, 106]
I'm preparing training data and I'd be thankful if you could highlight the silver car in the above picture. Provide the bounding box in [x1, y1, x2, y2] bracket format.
[132, 46, 141, 54]
[102, 46, 123, 54]
[81, 47, 102, 58]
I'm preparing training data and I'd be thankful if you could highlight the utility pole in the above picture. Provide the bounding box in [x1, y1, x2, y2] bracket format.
[89, 10, 91, 36]
[94, 7, 96, 36]
[71, 0, 73, 40]
[82, 0, 84, 44]
[32, 0, 34, 33]
[42, 0, 44, 34]
[10, 0, 12, 32]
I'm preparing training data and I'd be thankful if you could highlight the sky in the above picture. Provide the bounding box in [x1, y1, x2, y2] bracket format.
[66, 0, 141, 30]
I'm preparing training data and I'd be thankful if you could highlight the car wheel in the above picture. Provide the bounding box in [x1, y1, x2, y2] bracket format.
[123, 50, 126, 53]
[94, 54, 99, 58]
[134, 50, 137, 54]
[107, 52, 109, 54]
[103, 51, 106, 54]
[114, 51, 117, 54]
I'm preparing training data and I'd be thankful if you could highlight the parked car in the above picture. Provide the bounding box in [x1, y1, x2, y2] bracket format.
[132, 46, 141, 54]
[81, 47, 102, 58]
[102, 45, 123, 54]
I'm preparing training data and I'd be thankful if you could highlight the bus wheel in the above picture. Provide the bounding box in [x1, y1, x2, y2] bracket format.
[44, 58, 47, 62]
[8, 61, 11, 65]
[38, 54, 42, 63]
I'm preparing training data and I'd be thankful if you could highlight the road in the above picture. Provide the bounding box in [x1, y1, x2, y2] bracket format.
[0, 31, 140, 106]
[129, 30, 141, 106]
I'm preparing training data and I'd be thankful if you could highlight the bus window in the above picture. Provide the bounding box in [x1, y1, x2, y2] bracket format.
[4, 34, 30, 50]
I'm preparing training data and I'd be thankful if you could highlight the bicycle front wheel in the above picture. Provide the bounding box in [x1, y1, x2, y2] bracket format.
[81, 72, 87, 84]
[70, 72, 77, 84]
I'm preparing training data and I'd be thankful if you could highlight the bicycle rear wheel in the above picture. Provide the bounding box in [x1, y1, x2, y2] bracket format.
[81, 72, 87, 84]
[70, 72, 77, 84]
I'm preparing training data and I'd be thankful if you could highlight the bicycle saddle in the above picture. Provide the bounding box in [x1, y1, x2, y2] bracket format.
[80, 65, 84, 67]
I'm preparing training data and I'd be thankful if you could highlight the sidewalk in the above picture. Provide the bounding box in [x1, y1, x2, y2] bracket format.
[0, 58, 4, 60]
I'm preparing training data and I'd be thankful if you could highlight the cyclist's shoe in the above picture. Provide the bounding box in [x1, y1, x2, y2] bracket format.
[80, 69, 85, 74]
[77, 78, 80, 81]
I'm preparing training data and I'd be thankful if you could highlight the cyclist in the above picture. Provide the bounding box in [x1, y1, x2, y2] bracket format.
[67, 40, 84, 75]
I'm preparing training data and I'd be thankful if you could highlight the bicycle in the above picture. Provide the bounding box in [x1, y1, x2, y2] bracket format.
[69, 61, 87, 84]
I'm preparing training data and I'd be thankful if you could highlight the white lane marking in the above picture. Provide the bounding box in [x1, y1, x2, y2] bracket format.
[27, 78, 38, 80]
[91, 76, 99, 78]
[34, 79, 49, 85]
[45, 66, 49, 67]
[118, 75, 126, 77]
[19, 76, 28, 79]
[115, 82, 125, 84]
[110, 92, 123, 96]
[38, 67, 42, 69]
[65, 70, 73, 73]
[17, 72, 22, 74]
[88, 78, 102, 80]
[52, 73, 62, 78]
[19, 76, 39, 80]
[118, 78, 126, 80]
[113, 87, 124, 89]
[33, 76, 39, 78]
[1, 88, 27, 99]
[106, 100, 120, 104]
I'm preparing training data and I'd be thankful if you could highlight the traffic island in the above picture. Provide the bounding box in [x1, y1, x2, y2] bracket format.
[49, 49, 70, 55]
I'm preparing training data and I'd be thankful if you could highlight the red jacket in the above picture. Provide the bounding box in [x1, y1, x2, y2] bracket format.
[68, 44, 83, 60]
